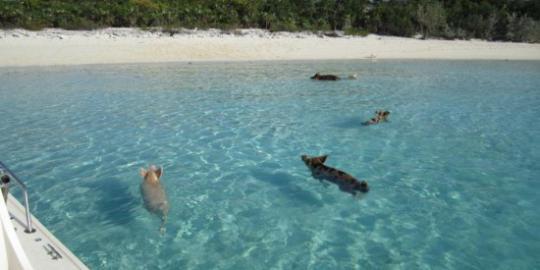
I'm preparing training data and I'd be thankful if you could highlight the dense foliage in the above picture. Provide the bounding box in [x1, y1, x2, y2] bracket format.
[1, 0, 539, 42]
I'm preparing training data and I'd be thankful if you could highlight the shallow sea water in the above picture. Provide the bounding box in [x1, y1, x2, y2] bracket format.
[0, 60, 539, 269]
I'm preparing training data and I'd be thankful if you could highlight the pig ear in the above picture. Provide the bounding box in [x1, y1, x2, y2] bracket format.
[318, 155, 328, 164]
[155, 167, 163, 178]
[139, 168, 147, 177]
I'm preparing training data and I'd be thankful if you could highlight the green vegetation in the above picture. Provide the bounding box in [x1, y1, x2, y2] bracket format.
[1, 0, 539, 42]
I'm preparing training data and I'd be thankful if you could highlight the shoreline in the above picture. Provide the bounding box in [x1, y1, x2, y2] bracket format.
[1, 28, 540, 67]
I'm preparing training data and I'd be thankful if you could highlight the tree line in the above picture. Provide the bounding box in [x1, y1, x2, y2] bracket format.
[1, 0, 539, 42]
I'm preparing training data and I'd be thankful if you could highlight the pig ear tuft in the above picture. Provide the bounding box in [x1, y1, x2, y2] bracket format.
[155, 167, 163, 178]
[139, 168, 147, 177]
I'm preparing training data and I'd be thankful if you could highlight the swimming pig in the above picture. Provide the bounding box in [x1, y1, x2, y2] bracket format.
[311, 72, 341, 81]
[140, 165, 169, 233]
[301, 155, 369, 195]
[362, 110, 390, 126]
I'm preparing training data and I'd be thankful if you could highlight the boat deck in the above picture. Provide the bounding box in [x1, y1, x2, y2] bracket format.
[6, 196, 88, 270]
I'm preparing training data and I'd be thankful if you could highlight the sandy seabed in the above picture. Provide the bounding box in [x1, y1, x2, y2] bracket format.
[1, 28, 540, 67]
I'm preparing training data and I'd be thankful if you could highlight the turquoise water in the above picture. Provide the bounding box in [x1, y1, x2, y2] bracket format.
[1, 60, 539, 269]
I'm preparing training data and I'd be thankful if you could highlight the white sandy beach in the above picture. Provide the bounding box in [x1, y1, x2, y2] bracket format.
[1, 28, 540, 67]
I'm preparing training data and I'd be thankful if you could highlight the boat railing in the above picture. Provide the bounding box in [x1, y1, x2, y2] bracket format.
[0, 161, 35, 233]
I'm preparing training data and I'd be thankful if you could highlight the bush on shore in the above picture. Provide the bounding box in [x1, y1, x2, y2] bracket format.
[1, 0, 539, 42]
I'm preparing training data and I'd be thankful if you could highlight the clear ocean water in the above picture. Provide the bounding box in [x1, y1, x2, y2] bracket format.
[1, 60, 539, 270]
